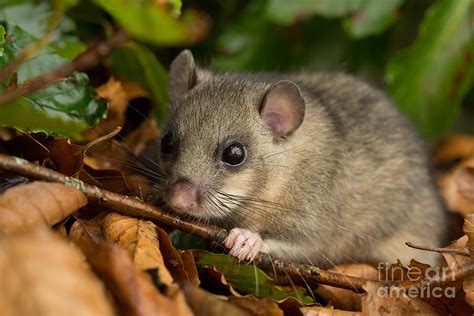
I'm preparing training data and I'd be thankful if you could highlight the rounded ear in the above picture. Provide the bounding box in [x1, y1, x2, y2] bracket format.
[259, 80, 305, 138]
[168, 50, 197, 106]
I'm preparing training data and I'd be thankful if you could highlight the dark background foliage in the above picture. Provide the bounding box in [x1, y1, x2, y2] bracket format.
[0, 0, 473, 140]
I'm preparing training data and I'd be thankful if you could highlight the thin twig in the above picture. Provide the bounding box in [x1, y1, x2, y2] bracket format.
[0, 29, 129, 105]
[405, 241, 471, 257]
[252, 254, 376, 292]
[2, 152, 474, 293]
[0, 153, 226, 242]
[0, 152, 377, 291]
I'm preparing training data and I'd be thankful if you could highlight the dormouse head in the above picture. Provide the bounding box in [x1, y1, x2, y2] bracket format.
[155, 50, 305, 223]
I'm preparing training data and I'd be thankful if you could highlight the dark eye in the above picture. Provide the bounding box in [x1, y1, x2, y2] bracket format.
[161, 132, 176, 155]
[222, 142, 246, 166]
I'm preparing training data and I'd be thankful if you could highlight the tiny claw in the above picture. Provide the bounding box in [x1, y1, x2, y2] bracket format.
[224, 228, 267, 261]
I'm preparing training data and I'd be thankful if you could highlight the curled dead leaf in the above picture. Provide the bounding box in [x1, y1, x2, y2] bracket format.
[0, 181, 87, 234]
[463, 214, 474, 257]
[463, 275, 474, 308]
[181, 283, 251, 316]
[71, 220, 193, 316]
[438, 158, 474, 216]
[228, 295, 284, 316]
[0, 229, 114, 316]
[316, 264, 378, 312]
[442, 235, 471, 271]
[88, 78, 129, 140]
[463, 215, 474, 307]
[361, 282, 439, 315]
[156, 226, 201, 285]
[300, 306, 361, 315]
[102, 212, 174, 286]
[180, 249, 201, 286]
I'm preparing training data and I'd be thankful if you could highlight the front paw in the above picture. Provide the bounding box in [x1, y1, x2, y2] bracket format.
[224, 228, 268, 261]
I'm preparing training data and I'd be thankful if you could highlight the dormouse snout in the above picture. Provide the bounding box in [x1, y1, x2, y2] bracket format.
[168, 180, 199, 213]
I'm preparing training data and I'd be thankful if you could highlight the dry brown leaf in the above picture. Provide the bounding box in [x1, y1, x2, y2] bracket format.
[82, 81, 158, 197]
[463, 274, 474, 308]
[71, 220, 193, 316]
[88, 77, 129, 139]
[102, 212, 174, 286]
[82, 123, 156, 197]
[375, 257, 471, 314]
[81, 166, 138, 196]
[442, 235, 471, 270]
[120, 117, 160, 157]
[433, 135, 474, 165]
[463, 214, 474, 256]
[199, 266, 241, 297]
[0, 181, 87, 233]
[156, 226, 201, 285]
[0, 228, 114, 316]
[2, 133, 87, 176]
[462, 215, 474, 307]
[180, 249, 201, 286]
[40, 137, 85, 176]
[361, 283, 439, 315]
[228, 295, 284, 316]
[181, 283, 252, 316]
[438, 158, 474, 216]
[300, 306, 361, 316]
[316, 264, 378, 311]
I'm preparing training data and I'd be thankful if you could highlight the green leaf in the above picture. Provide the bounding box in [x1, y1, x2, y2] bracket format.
[50, 36, 86, 59]
[0, 2, 52, 38]
[93, 0, 201, 46]
[109, 42, 168, 120]
[0, 24, 4, 57]
[343, 0, 404, 38]
[385, 0, 474, 139]
[0, 1, 78, 39]
[197, 252, 314, 303]
[0, 22, 107, 139]
[162, 0, 182, 17]
[0, 0, 36, 6]
[266, 0, 363, 25]
[170, 230, 207, 250]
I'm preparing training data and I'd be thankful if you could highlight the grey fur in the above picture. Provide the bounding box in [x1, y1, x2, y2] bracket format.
[150, 51, 447, 267]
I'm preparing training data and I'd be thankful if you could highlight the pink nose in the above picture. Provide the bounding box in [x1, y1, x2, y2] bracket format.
[168, 180, 198, 212]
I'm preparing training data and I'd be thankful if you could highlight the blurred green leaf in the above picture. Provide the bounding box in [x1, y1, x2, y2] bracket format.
[0, 1, 80, 46]
[0, 22, 107, 139]
[266, 0, 363, 25]
[93, 0, 203, 46]
[50, 36, 86, 59]
[0, 2, 52, 38]
[162, 0, 182, 17]
[109, 41, 168, 119]
[212, 2, 352, 73]
[0, 0, 35, 6]
[0, 24, 4, 57]
[197, 252, 314, 303]
[51, 0, 78, 13]
[170, 230, 207, 250]
[0, 0, 84, 60]
[386, 0, 474, 139]
[343, 0, 404, 38]
[212, 2, 269, 71]
[49, 0, 79, 29]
